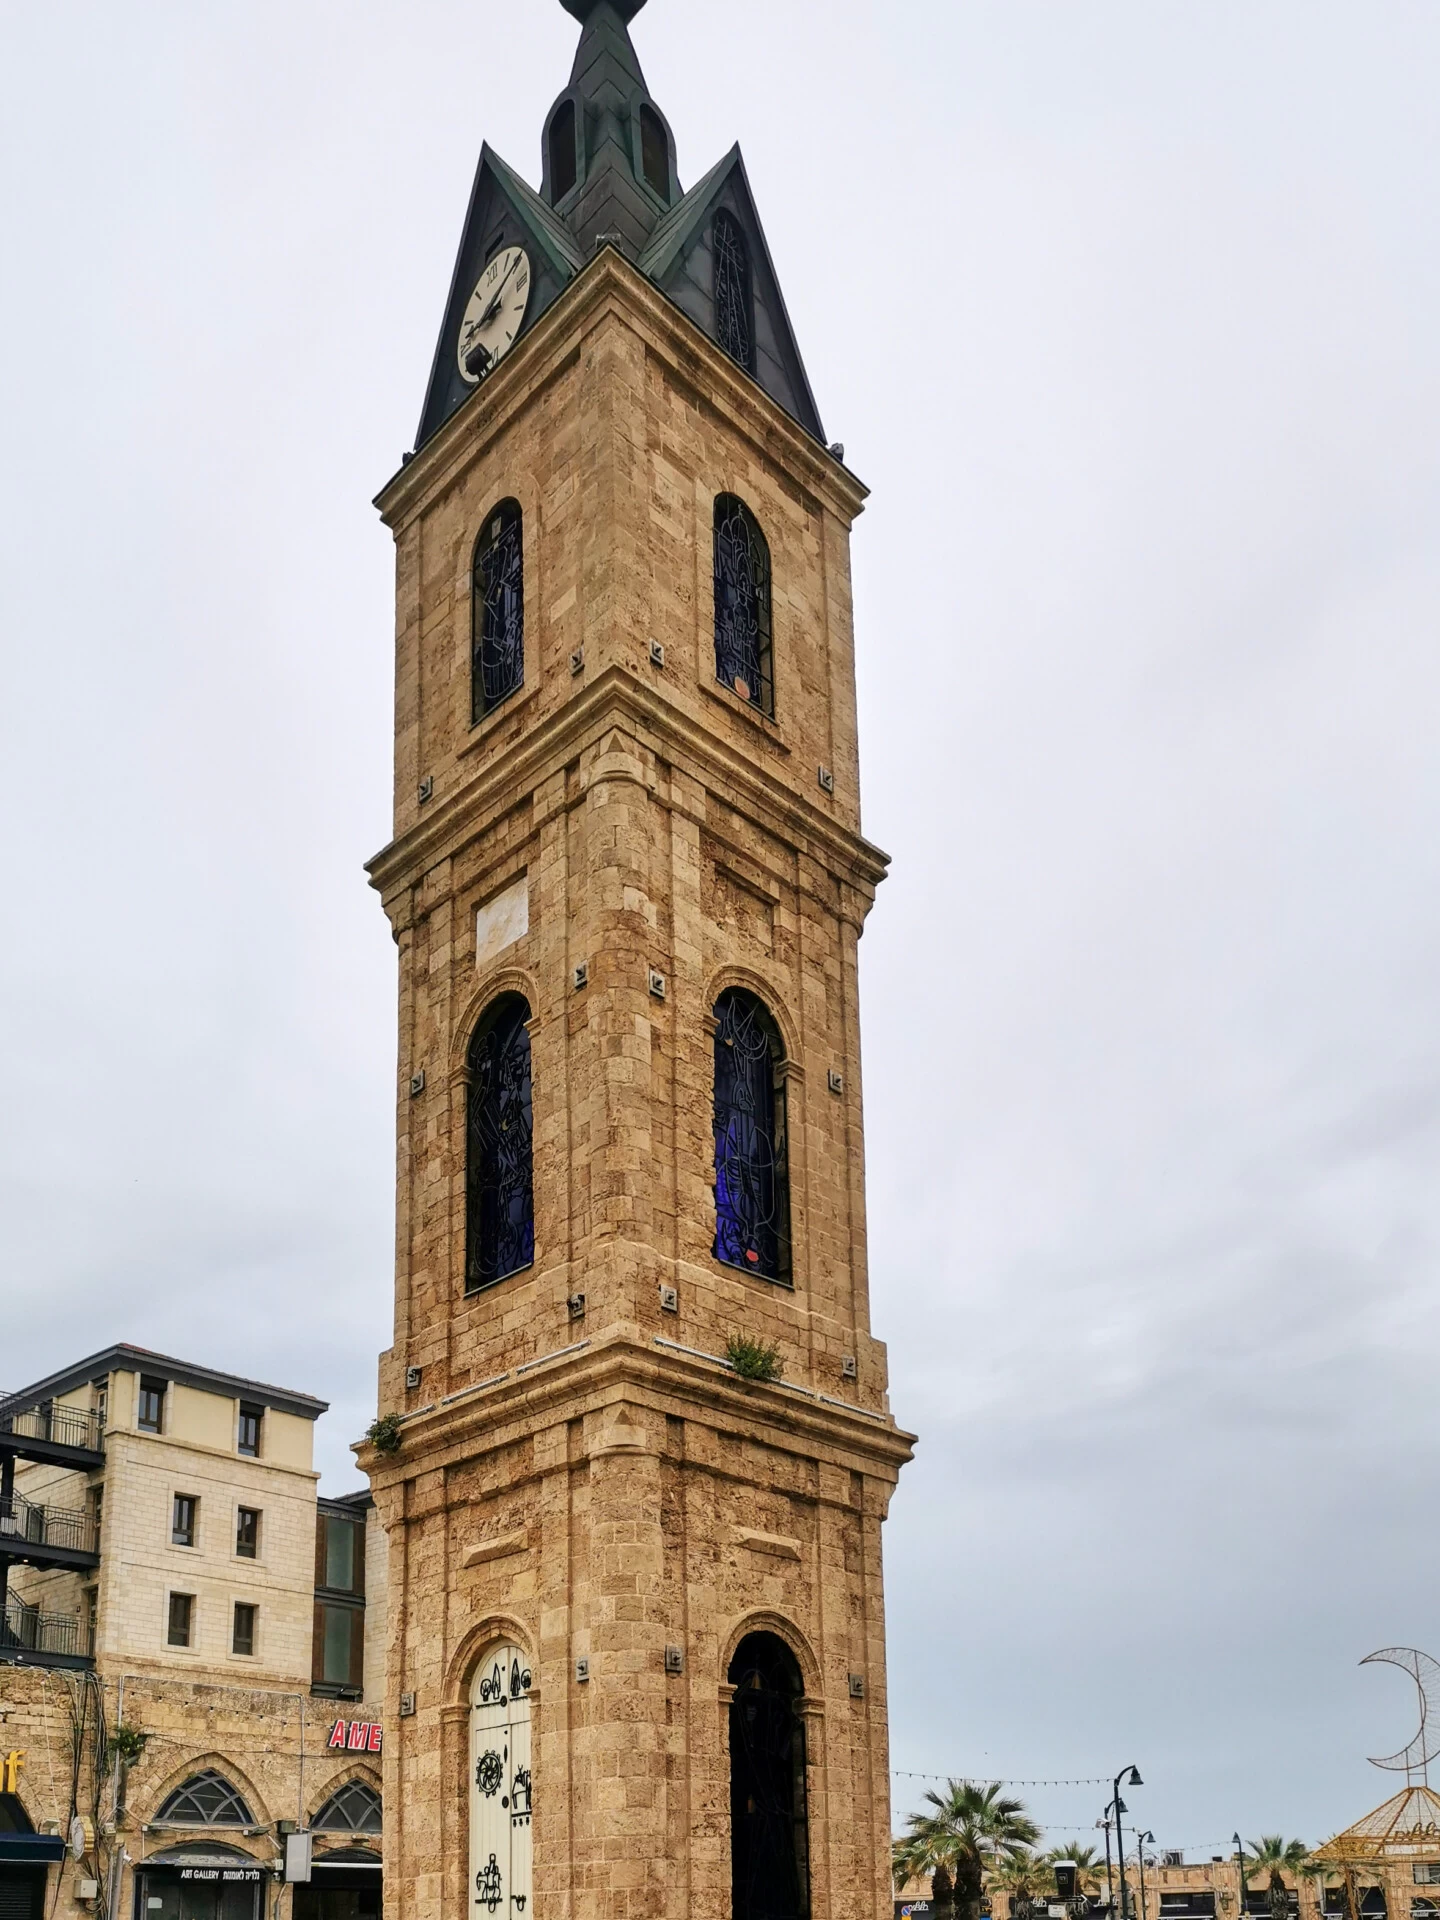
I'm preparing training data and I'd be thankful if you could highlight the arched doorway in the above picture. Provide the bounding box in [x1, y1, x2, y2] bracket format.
[728, 1632, 810, 1920]
[469, 1646, 532, 1916]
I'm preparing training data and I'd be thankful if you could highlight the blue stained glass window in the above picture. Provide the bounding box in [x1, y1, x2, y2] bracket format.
[713, 989, 790, 1284]
[472, 501, 525, 721]
[713, 495, 774, 716]
[466, 994, 535, 1292]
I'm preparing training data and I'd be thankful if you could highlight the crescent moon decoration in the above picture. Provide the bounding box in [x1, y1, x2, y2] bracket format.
[1360, 1647, 1440, 1783]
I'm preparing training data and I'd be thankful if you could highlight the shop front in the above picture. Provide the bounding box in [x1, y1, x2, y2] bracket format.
[0, 1792, 66, 1920]
[294, 1848, 381, 1920]
[136, 1845, 270, 1920]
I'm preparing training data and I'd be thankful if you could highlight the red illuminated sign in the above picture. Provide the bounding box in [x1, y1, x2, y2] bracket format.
[326, 1719, 382, 1754]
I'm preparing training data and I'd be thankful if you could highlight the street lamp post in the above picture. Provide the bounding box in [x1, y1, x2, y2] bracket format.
[1235, 1834, 1248, 1920]
[1136, 1832, 1155, 1920]
[1099, 1816, 1115, 1917]
[1112, 1769, 1144, 1920]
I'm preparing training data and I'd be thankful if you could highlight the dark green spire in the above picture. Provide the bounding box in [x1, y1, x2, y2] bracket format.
[561, 0, 646, 19]
[543, 0, 677, 255]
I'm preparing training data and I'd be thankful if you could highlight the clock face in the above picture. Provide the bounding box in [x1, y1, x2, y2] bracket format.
[458, 246, 532, 384]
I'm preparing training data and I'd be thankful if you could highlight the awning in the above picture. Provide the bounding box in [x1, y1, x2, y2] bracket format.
[0, 1835, 66, 1864]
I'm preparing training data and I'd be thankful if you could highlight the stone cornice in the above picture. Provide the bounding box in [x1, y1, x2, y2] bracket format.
[365, 666, 890, 914]
[375, 248, 868, 533]
[356, 1328, 916, 1493]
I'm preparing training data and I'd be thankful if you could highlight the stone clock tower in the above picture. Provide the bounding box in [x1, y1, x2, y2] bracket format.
[360, 6, 914, 1920]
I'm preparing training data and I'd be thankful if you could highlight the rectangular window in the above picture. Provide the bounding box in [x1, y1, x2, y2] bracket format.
[1418, 1878, 1440, 1891]
[138, 1376, 166, 1433]
[171, 1494, 197, 1548]
[167, 1592, 193, 1648]
[232, 1602, 257, 1657]
[236, 1507, 260, 1560]
[323, 1517, 357, 1593]
[313, 1602, 364, 1691]
[237, 1402, 263, 1457]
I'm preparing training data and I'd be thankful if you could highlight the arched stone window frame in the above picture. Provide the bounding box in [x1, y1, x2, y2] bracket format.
[471, 500, 526, 723]
[710, 984, 794, 1285]
[712, 494, 775, 719]
[712, 208, 756, 375]
[720, 1615, 823, 1920]
[460, 988, 536, 1296]
[309, 1774, 382, 1836]
[149, 1760, 268, 1830]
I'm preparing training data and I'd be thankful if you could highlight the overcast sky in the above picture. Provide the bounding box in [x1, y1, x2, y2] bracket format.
[4, 0, 1438, 1861]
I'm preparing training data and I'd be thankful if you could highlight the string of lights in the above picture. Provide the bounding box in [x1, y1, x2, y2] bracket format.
[893, 1771, 1113, 1787]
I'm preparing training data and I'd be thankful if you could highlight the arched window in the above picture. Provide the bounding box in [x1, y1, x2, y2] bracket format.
[713, 209, 755, 374]
[728, 1633, 810, 1920]
[155, 1772, 254, 1827]
[470, 1647, 532, 1920]
[465, 994, 535, 1293]
[713, 496, 774, 716]
[639, 104, 668, 198]
[712, 989, 790, 1283]
[472, 501, 525, 722]
[549, 99, 577, 202]
[312, 1780, 381, 1834]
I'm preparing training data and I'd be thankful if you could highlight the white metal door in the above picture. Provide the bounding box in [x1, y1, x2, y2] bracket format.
[470, 1645, 533, 1919]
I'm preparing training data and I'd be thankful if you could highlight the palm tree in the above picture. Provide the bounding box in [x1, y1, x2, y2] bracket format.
[894, 1781, 1041, 1920]
[989, 1849, 1046, 1920]
[1244, 1839, 1310, 1920]
[1038, 1845, 1107, 1896]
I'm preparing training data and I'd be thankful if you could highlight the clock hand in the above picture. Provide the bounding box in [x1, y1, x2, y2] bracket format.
[476, 252, 524, 330]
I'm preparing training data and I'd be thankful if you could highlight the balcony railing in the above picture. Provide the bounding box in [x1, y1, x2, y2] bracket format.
[0, 1490, 98, 1556]
[1, 1599, 92, 1660]
[0, 1399, 104, 1454]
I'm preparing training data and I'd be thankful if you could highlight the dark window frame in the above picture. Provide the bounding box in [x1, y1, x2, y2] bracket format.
[237, 1402, 263, 1458]
[728, 1630, 810, 1920]
[232, 1602, 257, 1658]
[464, 993, 536, 1294]
[138, 1376, 166, 1433]
[167, 1592, 194, 1648]
[712, 494, 775, 717]
[713, 209, 755, 375]
[549, 98, 578, 203]
[639, 104, 668, 199]
[171, 1494, 198, 1549]
[236, 1507, 260, 1560]
[712, 988, 792, 1285]
[471, 501, 526, 722]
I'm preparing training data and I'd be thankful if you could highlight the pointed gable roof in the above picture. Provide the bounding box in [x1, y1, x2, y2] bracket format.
[639, 146, 826, 444]
[414, 143, 586, 451]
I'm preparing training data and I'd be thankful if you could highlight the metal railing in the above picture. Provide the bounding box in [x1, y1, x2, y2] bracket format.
[0, 1490, 98, 1555]
[0, 1398, 104, 1453]
[1, 1598, 92, 1660]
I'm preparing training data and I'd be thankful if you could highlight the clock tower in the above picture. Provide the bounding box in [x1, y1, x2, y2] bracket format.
[361, 6, 914, 1920]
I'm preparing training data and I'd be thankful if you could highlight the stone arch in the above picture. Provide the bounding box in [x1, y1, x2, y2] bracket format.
[143, 1754, 271, 1831]
[719, 1609, 823, 1702]
[443, 1614, 537, 1710]
[308, 1769, 383, 1835]
[449, 965, 540, 1082]
[703, 965, 801, 1067]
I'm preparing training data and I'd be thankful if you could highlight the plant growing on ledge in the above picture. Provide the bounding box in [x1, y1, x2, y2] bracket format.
[108, 1724, 149, 1769]
[366, 1412, 404, 1457]
[725, 1335, 783, 1384]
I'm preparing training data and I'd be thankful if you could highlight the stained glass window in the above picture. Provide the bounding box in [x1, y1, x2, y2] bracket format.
[313, 1780, 382, 1834]
[156, 1772, 254, 1827]
[713, 495, 774, 716]
[713, 989, 790, 1283]
[472, 501, 525, 722]
[466, 994, 535, 1292]
[713, 209, 754, 374]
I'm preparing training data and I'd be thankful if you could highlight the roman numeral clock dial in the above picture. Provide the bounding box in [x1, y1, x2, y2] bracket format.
[458, 246, 532, 383]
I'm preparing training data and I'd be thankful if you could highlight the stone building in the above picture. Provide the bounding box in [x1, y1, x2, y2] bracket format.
[0, 1348, 383, 1920]
[359, 4, 914, 1920]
